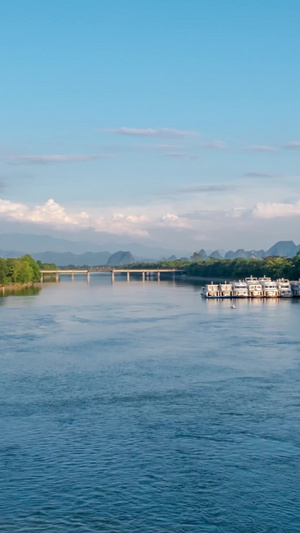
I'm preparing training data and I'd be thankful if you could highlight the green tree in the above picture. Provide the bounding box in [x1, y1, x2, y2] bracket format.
[20, 254, 41, 281]
[0, 258, 8, 285]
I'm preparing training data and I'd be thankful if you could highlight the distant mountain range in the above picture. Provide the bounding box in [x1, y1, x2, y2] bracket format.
[0, 233, 299, 266]
[0, 249, 135, 267]
[196, 241, 300, 260]
[0, 233, 187, 258]
[35, 251, 111, 267]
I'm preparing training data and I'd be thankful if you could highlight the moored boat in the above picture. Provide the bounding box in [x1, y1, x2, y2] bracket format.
[231, 280, 248, 298]
[276, 278, 293, 298]
[218, 281, 232, 298]
[245, 276, 263, 298]
[201, 276, 298, 299]
[291, 280, 300, 297]
[201, 282, 219, 298]
[259, 276, 279, 298]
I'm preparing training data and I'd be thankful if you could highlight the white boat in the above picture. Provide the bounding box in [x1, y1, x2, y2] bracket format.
[259, 276, 279, 298]
[245, 276, 263, 298]
[218, 281, 232, 298]
[276, 278, 293, 298]
[291, 280, 300, 297]
[201, 282, 219, 298]
[201, 276, 296, 299]
[231, 280, 248, 298]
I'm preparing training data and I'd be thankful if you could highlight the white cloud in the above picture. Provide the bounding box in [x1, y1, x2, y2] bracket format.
[0, 155, 110, 165]
[199, 140, 227, 150]
[0, 198, 89, 226]
[244, 172, 280, 178]
[227, 207, 246, 218]
[0, 197, 194, 237]
[106, 127, 196, 138]
[252, 199, 300, 218]
[163, 152, 200, 160]
[244, 145, 277, 152]
[0, 199, 28, 218]
[160, 213, 189, 228]
[170, 184, 236, 194]
[284, 141, 300, 149]
[93, 212, 150, 237]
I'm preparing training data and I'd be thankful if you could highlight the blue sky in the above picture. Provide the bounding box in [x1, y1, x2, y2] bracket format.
[0, 0, 300, 252]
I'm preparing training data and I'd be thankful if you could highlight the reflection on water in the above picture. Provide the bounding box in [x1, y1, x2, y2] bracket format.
[0, 276, 300, 532]
[0, 284, 41, 302]
[204, 296, 282, 307]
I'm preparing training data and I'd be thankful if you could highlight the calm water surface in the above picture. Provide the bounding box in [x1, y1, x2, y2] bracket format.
[0, 276, 300, 532]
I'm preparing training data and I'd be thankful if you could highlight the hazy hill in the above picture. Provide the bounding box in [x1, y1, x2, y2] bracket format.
[265, 241, 300, 258]
[0, 249, 24, 258]
[225, 249, 248, 259]
[210, 250, 223, 259]
[224, 249, 265, 259]
[0, 248, 135, 267]
[0, 233, 101, 254]
[199, 249, 208, 259]
[0, 233, 188, 259]
[106, 251, 135, 266]
[32, 251, 111, 267]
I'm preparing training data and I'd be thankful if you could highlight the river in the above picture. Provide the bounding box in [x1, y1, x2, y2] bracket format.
[1, 275, 300, 532]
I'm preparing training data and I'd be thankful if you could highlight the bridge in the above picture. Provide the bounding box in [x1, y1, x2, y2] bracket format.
[110, 269, 185, 282]
[40, 269, 185, 283]
[40, 269, 91, 282]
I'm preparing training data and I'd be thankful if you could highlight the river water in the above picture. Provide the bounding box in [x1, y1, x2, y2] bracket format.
[0, 275, 300, 532]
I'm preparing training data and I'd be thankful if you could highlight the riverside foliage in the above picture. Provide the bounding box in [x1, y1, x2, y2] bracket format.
[0, 255, 41, 285]
[124, 252, 300, 280]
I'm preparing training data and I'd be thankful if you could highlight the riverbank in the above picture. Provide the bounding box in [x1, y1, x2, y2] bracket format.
[0, 281, 41, 293]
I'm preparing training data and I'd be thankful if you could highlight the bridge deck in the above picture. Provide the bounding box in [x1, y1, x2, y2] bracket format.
[113, 269, 185, 273]
[40, 269, 185, 274]
[40, 270, 88, 274]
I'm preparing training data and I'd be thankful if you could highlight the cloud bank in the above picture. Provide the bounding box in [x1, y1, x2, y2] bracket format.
[244, 145, 277, 152]
[106, 127, 196, 138]
[198, 140, 227, 150]
[284, 141, 300, 149]
[0, 155, 111, 165]
[244, 172, 280, 178]
[253, 199, 300, 218]
[170, 184, 237, 194]
[0, 198, 192, 238]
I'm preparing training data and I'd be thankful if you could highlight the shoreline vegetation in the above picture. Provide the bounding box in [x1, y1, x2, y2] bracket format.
[122, 253, 300, 280]
[0, 255, 42, 289]
[0, 257, 58, 289]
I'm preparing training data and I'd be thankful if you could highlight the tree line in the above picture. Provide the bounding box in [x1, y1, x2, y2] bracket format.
[1, 253, 300, 285]
[124, 252, 300, 280]
[0, 255, 41, 285]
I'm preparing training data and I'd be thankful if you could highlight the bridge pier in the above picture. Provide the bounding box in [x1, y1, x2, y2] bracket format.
[157, 271, 160, 282]
[87, 272, 90, 283]
[142, 272, 145, 282]
[56, 272, 59, 283]
[111, 271, 115, 283]
[71, 272, 74, 282]
[127, 271, 130, 282]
